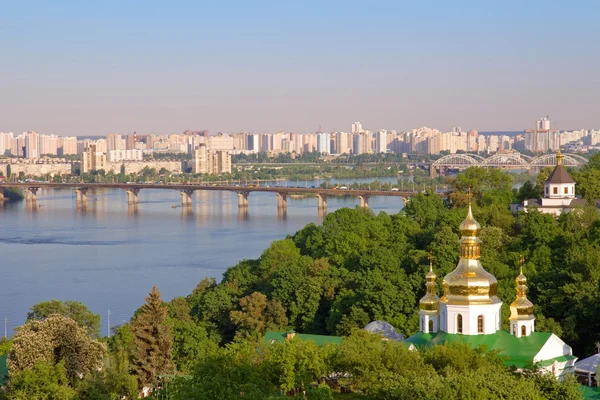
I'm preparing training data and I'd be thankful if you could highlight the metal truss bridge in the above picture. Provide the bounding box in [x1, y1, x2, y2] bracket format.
[431, 153, 588, 173]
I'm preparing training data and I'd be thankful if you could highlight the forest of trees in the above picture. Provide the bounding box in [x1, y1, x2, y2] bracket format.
[4, 154, 600, 399]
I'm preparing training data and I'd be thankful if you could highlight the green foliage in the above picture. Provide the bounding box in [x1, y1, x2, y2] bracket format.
[2, 188, 24, 202]
[27, 300, 101, 338]
[7, 315, 107, 385]
[130, 286, 174, 389]
[73, 362, 138, 400]
[7, 361, 76, 400]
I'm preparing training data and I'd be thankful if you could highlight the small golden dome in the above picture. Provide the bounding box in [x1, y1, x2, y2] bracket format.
[459, 203, 481, 237]
[556, 150, 563, 166]
[420, 262, 440, 312]
[516, 267, 527, 286]
[509, 262, 534, 319]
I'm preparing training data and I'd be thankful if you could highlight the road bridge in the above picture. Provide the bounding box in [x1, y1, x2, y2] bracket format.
[0, 182, 425, 214]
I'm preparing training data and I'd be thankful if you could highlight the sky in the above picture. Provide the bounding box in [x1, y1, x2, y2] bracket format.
[1, 0, 599, 136]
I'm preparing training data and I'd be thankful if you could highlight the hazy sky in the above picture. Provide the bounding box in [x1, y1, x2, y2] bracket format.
[1, 1, 599, 136]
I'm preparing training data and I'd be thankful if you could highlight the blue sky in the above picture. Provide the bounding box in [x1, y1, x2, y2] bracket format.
[1, 1, 599, 135]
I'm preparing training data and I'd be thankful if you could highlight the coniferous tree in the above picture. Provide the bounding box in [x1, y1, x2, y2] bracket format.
[130, 286, 174, 390]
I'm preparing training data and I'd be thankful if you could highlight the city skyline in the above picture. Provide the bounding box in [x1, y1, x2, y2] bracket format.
[1, 1, 599, 136]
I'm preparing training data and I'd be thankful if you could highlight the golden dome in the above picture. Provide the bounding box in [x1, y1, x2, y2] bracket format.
[420, 260, 440, 313]
[459, 202, 481, 237]
[556, 150, 563, 166]
[510, 264, 534, 318]
[441, 202, 500, 305]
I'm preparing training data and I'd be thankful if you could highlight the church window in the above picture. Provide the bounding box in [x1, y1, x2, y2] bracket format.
[564, 187, 568, 194]
[457, 314, 463, 334]
[421, 318, 424, 331]
[477, 315, 484, 333]
[521, 325, 527, 336]
[429, 320, 433, 333]
[545, 187, 548, 194]
[553, 187, 558, 194]
[512, 325, 516, 336]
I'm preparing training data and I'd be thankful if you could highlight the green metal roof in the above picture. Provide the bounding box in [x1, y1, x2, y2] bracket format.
[0, 355, 7, 386]
[262, 331, 342, 347]
[580, 386, 600, 399]
[405, 330, 556, 368]
[536, 354, 577, 367]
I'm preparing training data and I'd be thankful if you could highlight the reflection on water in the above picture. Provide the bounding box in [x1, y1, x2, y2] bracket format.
[0, 182, 404, 336]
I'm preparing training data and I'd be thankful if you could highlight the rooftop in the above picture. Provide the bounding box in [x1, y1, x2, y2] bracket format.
[405, 330, 575, 369]
[546, 164, 575, 184]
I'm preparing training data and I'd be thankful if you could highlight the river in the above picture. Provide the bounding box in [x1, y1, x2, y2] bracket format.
[0, 177, 405, 336]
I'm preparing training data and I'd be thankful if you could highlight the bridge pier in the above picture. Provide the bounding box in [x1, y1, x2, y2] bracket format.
[25, 187, 39, 202]
[429, 165, 437, 178]
[126, 188, 141, 204]
[317, 194, 327, 210]
[74, 188, 88, 204]
[276, 192, 287, 211]
[237, 191, 249, 209]
[358, 195, 370, 208]
[180, 189, 194, 206]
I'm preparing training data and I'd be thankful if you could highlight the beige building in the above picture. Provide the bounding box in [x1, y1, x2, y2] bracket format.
[192, 145, 231, 174]
[81, 145, 106, 173]
[59, 137, 78, 155]
[0, 160, 71, 177]
[105, 160, 182, 175]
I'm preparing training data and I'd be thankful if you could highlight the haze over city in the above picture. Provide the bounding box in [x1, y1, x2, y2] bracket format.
[1, 1, 599, 136]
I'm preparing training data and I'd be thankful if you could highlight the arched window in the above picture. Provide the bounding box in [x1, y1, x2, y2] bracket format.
[457, 314, 463, 334]
[429, 320, 434, 333]
[421, 318, 424, 332]
[512, 324, 516, 336]
[477, 315, 484, 334]
[521, 325, 527, 337]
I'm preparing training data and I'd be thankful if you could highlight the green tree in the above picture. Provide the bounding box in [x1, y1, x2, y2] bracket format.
[7, 361, 76, 400]
[7, 315, 107, 384]
[27, 300, 101, 338]
[230, 292, 289, 339]
[130, 286, 174, 389]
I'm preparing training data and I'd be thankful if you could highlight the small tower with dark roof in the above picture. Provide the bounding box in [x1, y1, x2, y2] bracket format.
[544, 150, 575, 200]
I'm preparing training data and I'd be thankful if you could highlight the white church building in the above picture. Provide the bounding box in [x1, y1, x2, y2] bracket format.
[407, 202, 577, 378]
[512, 151, 586, 216]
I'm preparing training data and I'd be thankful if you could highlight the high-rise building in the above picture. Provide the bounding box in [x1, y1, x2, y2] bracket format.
[107, 134, 124, 151]
[351, 121, 363, 134]
[316, 133, 331, 154]
[59, 137, 78, 155]
[81, 145, 106, 173]
[376, 130, 387, 153]
[192, 145, 231, 174]
[24, 131, 40, 159]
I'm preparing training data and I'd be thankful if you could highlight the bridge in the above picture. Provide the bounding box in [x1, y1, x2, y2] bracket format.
[430, 152, 588, 177]
[0, 182, 422, 214]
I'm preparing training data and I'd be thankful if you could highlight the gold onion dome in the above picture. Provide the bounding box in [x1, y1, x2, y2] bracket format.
[420, 258, 440, 312]
[441, 202, 499, 305]
[510, 264, 534, 317]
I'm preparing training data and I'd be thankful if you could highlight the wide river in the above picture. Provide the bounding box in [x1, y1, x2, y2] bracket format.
[0, 177, 406, 336]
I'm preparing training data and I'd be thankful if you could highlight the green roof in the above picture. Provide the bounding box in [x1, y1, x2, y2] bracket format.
[580, 386, 600, 400]
[262, 331, 342, 347]
[405, 330, 556, 368]
[536, 354, 578, 367]
[0, 355, 7, 386]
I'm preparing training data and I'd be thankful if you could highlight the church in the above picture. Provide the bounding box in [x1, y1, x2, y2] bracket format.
[405, 201, 577, 378]
[511, 150, 586, 216]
